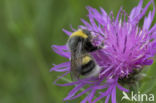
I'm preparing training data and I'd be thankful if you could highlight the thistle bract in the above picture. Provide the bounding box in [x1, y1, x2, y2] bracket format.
[51, 0, 156, 103]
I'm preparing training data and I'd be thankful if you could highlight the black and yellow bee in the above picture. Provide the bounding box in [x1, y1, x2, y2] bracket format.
[67, 29, 103, 80]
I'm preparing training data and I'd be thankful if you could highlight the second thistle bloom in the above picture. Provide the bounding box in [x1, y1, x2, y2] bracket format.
[51, 0, 156, 103]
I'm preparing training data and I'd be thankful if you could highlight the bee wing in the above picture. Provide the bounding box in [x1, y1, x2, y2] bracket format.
[70, 54, 78, 80]
[70, 42, 83, 81]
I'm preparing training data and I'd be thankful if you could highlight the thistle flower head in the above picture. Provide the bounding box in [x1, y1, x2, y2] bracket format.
[51, 0, 156, 103]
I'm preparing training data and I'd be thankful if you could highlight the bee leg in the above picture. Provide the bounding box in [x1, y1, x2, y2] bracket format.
[98, 41, 105, 49]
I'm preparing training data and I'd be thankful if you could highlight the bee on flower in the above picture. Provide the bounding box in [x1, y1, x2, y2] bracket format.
[51, 0, 156, 103]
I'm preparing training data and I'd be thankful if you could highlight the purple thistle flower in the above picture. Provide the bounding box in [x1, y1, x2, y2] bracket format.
[51, 0, 156, 103]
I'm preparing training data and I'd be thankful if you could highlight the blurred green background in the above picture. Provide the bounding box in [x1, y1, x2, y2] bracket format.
[0, 0, 156, 103]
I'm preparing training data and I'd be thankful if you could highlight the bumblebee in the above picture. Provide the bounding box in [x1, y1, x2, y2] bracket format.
[67, 29, 103, 80]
